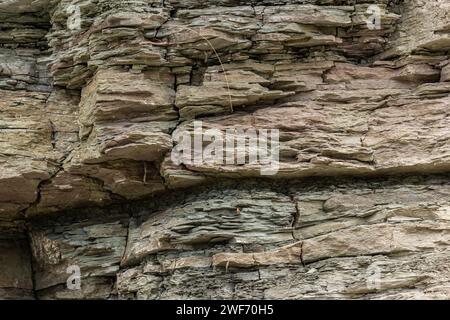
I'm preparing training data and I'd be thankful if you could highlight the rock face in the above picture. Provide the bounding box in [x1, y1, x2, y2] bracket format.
[0, 0, 449, 299]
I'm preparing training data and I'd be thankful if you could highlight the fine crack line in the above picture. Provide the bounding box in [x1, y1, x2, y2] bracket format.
[25, 228, 38, 300]
[299, 241, 305, 267]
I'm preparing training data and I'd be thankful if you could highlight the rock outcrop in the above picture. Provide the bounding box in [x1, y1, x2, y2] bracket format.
[0, 0, 449, 299]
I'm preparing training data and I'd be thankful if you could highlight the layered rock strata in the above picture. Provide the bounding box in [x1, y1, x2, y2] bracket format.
[0, 0, 449, 299]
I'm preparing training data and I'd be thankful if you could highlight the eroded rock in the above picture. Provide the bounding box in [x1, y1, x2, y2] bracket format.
[1, 0, 450, 300]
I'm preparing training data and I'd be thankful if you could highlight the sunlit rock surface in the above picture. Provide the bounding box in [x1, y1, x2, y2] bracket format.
[0, 0, 449, 299]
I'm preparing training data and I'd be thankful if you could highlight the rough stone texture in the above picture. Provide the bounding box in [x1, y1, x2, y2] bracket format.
[114, 176, 450, 300]
[0, 0, 450, 300]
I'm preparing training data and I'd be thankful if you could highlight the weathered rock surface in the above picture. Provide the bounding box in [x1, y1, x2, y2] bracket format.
[0, 0, 449, 300]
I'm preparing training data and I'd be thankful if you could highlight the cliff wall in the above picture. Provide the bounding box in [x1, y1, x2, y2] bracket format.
[0, 0, 449, 299]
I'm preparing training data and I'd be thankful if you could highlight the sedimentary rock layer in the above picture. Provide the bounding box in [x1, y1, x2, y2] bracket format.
[22, 175, 450, 299]
[0, 0, 449, 299]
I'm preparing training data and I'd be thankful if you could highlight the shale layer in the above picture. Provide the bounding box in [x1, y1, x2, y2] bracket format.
[1, 0, 450, 299]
